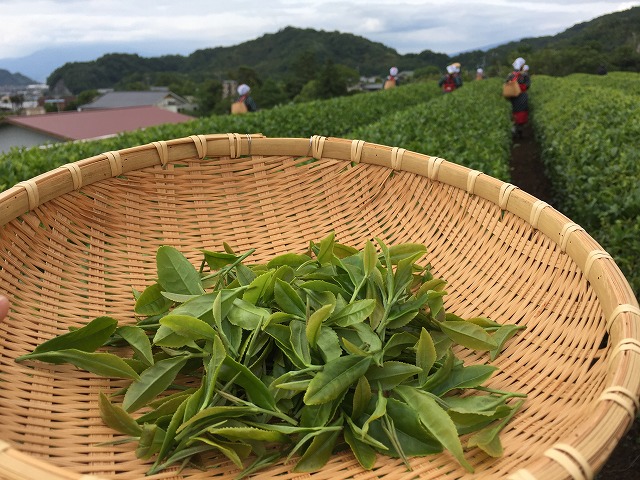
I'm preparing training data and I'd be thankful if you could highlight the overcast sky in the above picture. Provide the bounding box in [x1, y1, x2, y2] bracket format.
[1, 0, 639, 74]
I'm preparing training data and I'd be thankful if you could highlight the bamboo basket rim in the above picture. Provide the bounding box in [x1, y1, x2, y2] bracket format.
[0, 133, 638, 480]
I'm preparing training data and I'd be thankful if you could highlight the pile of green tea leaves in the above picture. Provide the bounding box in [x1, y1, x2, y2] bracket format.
[17, 233, 526, 477]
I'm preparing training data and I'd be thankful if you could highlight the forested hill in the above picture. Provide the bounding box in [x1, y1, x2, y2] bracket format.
[47, 7, 640, 94]
[46, 27, 450, 94]
[459, 6, 640, 75]
[185, 27, 450, 78]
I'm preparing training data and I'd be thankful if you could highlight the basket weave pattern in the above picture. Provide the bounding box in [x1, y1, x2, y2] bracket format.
[0, 134, 638, 480]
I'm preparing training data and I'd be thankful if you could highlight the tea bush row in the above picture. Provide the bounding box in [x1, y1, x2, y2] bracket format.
[531, 73, 640, 294]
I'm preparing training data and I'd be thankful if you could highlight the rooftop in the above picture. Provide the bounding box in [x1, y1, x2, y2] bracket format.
[80, 90, 189, 110]
[2, 106, 194, 141]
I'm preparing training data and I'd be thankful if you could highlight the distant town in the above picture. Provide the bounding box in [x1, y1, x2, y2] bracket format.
[0, 83, 49, 115]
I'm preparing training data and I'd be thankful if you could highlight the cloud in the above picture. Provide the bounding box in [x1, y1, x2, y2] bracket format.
[0, 0, 638, 60]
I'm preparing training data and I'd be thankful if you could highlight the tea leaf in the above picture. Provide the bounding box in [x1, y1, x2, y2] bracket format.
[23, 349, 140, 380]
[421, 349, 455, 390]
[416, 328, 436, 385]
[466, 316, 502, 328]
[290, 319, 312, 366]
[135, 283, 173, 316]
[361, 387, 387, 436]
[365, 361, 422, 390]
[316, 231, 336, 265]
[416, 278, 447, 296]
[363, 240, 378, 277]
[227, 298, 270, 330]
[219, 356, 278, 411]
[304, 355, 373, 405]
[438, 320, 498, 351]
[352, 376, 372, 420]
[395, 385, 474, 472]
[176, 406, 259, 435]
[156, 245, 205, 295]
[267, 253, 313, 269]
[365, 397, 443, 457]
[315, 326, 342, 363]
[490, 324, 527, 360]
[123, 355, 189, 412]
[136, 394, 191, 423]
[331, 299, 376, 327]
[242, 270, 273, 304]
[152, 325, 197, 349]
[426, 290, 446, 320]
[192, 437, 250, 469]
[307, 303, 334, 348]
[170, 292, 217, 319]
[135, 423, 165, 460]
[444, 394, 511, 414]
[98, 392, 143, 437]
[467, 400, 525, 457]
[206, 426, 289, 443]
[201, 334, 226, 408]
[344, 416, 389, 451]
[383, 332, 418, 359]
[449, 406, 511, 434]
[274, 278, 306, 317]
[299, 280, 349, 298]
[159, 314, 217, 342]
[388, 243, 428, 265]
[117, 325, 154, 367]
[300, 397, 341, 428]
[293, 421, 343, 472]
[202, 250, 241, 270]
[18, 316, 117, 358]
[344, 425, 377, 469]
[431, 364, 498, 396]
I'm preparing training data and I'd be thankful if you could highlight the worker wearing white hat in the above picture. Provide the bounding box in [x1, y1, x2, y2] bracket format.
[439, 64, 462, 93]
[505, 58, 531, 138]
[231, 83, 258, 114]
[384, 67, 400, 89]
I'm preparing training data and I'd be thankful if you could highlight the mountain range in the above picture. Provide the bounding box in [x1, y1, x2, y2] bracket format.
[1, 6, 638, 90]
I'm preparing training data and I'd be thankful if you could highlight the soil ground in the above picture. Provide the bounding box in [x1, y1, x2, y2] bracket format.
[508, 123, 640, 479]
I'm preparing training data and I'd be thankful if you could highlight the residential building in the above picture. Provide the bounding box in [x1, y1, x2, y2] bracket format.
[78, 88, 192, 113]
[0, 106, 193, 154]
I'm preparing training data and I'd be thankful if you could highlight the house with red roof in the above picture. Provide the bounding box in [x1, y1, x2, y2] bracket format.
[0, 106, 194, 154]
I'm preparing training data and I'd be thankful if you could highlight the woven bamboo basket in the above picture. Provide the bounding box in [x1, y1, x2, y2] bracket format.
[0, 134, 638, 480]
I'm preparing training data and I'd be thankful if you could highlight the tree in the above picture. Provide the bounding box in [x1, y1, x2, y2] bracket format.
[254, 78, 289, 109]
[414, 65, 441, 81]
[9, 94, 24, 112]
[232, 66, 262, 89]
[63, 90, 98, 111]
[316, 59, 348, 99]
[285, 50, 319, 98]
[294, 80, 320, 103]
[194, 79, 223, 116]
